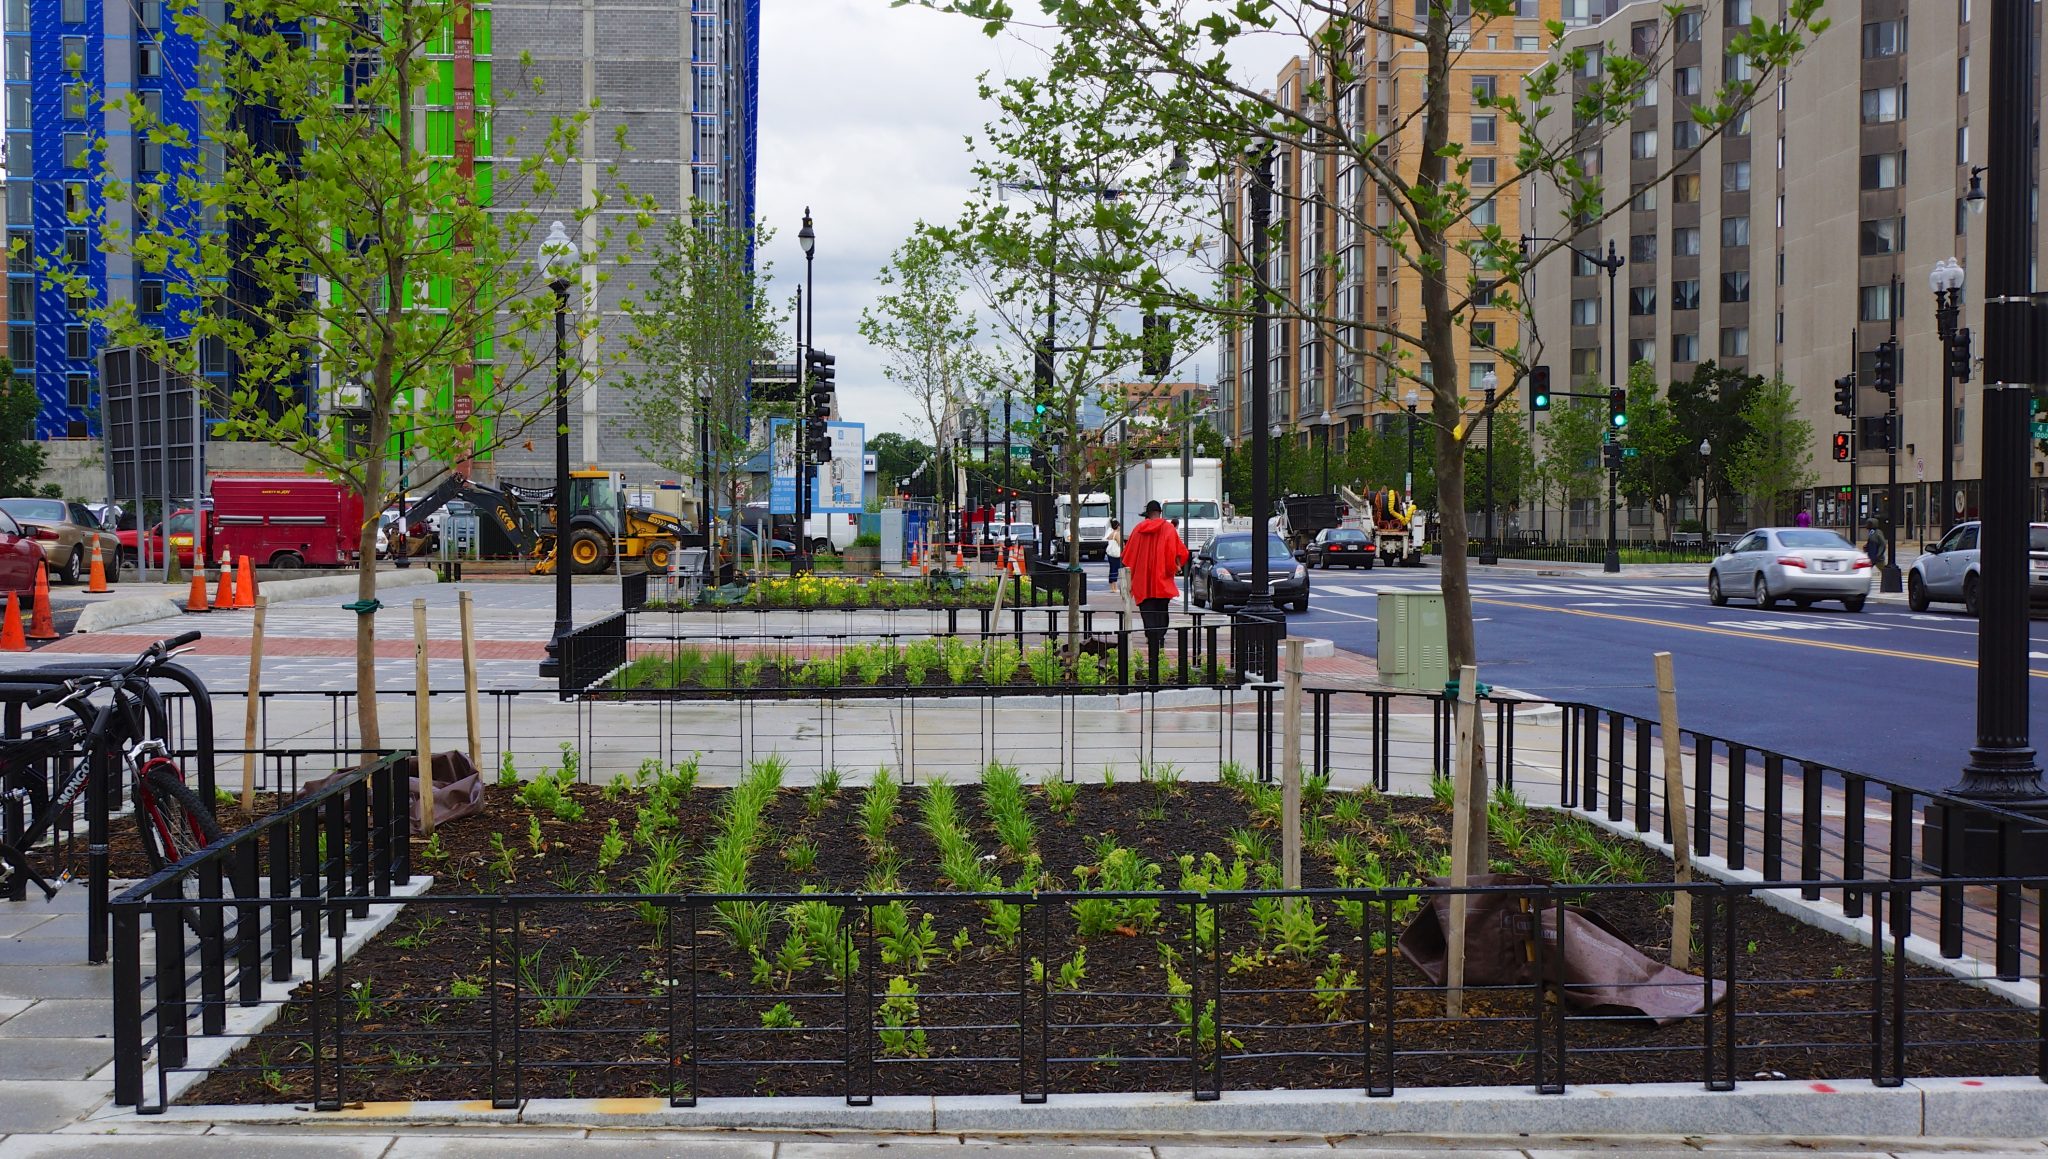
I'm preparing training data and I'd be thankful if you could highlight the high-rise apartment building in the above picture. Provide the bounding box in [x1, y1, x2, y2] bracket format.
[1527, 0, 2039, 541]
[1218, 1, 1559, 470]
[1, 0, 756, 483]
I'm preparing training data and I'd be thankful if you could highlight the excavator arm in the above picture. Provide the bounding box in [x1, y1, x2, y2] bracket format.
[401, 475, 537, 556]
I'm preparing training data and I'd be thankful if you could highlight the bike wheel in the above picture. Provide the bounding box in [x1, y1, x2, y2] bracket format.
[133, 760, 224, 873]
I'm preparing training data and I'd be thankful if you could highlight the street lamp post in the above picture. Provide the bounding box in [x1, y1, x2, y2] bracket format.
[795, 210, 816, 574]
[1318, 409, 1332, 494]
[1522, 233, 1624, 571]
[1931, 257, 1968, 535]
[1479, 371, 1498, 566]
[537, 220, 578, 680]
[1236, 150, 1284, 674]
[1698, 438, 1712, 549]
[1404, 389, 1419, 505]
[1930, 6, 2047, 871]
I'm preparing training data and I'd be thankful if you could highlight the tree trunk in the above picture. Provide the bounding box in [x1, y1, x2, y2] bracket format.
[355, 403, 389, 753]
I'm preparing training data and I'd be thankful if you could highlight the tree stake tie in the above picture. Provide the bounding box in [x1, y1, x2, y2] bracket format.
[342, 598, 384, 616]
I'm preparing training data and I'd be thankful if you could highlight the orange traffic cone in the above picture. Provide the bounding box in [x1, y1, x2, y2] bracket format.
[26, 567, 56, 640]
[86, 539, 109, 593]
[952, 543, 965, 571]
[186, 563, 211, 614]
[235, 553, 255, 608]
[213, 549, 236, 610]
[0, 592, 25, 652]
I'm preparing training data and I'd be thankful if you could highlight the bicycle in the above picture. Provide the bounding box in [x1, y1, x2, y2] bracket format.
[0, 630, 220, 900]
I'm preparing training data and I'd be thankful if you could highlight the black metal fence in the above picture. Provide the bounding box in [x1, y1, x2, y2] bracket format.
[555, 610, 626, 695]
[111, 874, 2048, 1112]
[109, 751, 415, 1111]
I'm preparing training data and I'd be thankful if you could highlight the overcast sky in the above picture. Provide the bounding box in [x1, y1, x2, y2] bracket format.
[753, 2, 1298, 439]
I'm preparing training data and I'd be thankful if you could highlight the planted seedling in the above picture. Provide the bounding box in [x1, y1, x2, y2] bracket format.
[519, 948, 615, 1027]
[783, 836, 820, 875]
[1040, 776, 1079, 817]
[497, 750, 520, 788]
[597, 819, 627, 872]
[878, 976, 928, 1058]
[861, 768, 900, 846]
[760, 1002, 802, 1030]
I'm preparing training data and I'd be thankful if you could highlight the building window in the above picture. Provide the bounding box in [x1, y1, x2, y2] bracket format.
[1469, 157, 1496, 185]
[6, 38, 28, 80]
[1722, 160, 1750, 191]
[8, 327, 33, 367]
[7, 282, 30, 321]
[1472, 321, 1496, 346]
[1677, 8, 1702, 40]
[1629, 338, 1657, 363]
[60, 0, 82, 21]
[1861, 151, 1905, 190]
[1635, 77, 1659, 107]
[1630, 129, 1658, 159]
[1514, 34, 1538, 50]
[1775, 194, 1785, 227]
[63, 83, 87, 120]
[1861, 85, 1904, 123]
[1469, 361, 1497, 393]
[1675, 66, 1700, 96]
[137, 41, 158, 77]
[1958, 54, 1969, 93]
[3, 183, 25, 226]
[1859, 217, 1905, 255]
[1630, 286, 1656, 315]
[1721, 271, 1751, 302]
[1469, 114, 1496, 144]
[1721, 216, 1749, 247]
[64, 229, 87, 265]
[137, 0, 158, 27]
[65, 324, 85, 359]
[66, 373, 88, 407]
[1726, 0, 1750, 22]
[1862, 19, 1905, 58]
[64, 132, 88, 169]
[1957, 125, 1969, 164]
[139, 280, 164, 314]
[137, 92, 162, 172]
[1630, 20, 1656, 54]
[1631, 184, 1657, 212]
[1672, 279, 1701, 310]
[1723, 52, 1750, 83]
[1673, 120, 1701, 150]
[1471, 75, 1496, 102]
[1571, 346, 1601, 380]
[4, 86, 24, 128]
[1469, 198, 1496, 226]
[1720, 327, 1749, 357]
[1571, 297, 1601, 325]
[1673, 226, 1701, 256]
[1859, 283, 1898, 322]
[1672, 331, 1699, 362]
[1674, 172, 1701, 203]
[61, 35, 84, 74]
[64, 182, 86, 216]
[1574, 249, 1601, 276]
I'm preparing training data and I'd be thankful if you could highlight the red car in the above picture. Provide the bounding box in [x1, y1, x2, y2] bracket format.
[0, 507, 52, 595]
[119, 508, 210, 570]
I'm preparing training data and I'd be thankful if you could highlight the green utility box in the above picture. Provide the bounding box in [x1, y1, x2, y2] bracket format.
[1377, 589, 1449, 691]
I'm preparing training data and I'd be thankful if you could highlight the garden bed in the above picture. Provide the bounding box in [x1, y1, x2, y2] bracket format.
[644, 575, 1028, 613]
[602, 638, 1221, 694]
[183, 764, 2036, 1105]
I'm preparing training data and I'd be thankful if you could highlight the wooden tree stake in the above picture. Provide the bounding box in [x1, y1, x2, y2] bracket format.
[240, 595, 268, 813]
[414, 597, 434, 836]
[460, 589, 482, 771]
[1655, 651, 1693, 969]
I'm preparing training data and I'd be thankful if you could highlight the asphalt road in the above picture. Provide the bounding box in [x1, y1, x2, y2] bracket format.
[1269, 563, 2048, 792]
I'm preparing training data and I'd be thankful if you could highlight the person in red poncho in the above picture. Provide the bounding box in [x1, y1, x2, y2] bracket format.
[1121, 500, 1189, 679]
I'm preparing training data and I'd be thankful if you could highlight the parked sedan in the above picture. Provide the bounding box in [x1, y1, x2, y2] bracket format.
[0, 498, 122, 584]
[1707, 527, 1871, 611]
[1306, 527, 1376, 569]
[1192, 533, 1310, 613]
[1907, 520, 2048, 615]
[0, 508, 46, 596]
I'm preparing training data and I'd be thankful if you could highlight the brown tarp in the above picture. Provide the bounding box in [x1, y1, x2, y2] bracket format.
[1397, 874, 1726, 1026]
[299, 750, 486, 836]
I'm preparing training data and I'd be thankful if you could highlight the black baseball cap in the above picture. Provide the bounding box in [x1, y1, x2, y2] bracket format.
[1143, 500, 1162, 516]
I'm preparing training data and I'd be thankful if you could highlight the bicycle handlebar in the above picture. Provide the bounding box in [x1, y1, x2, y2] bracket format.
[43, 631, 202, 708]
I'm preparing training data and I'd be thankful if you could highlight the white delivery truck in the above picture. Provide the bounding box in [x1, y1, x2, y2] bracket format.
[1117, 457, 1224, 550]
[1053, 492, 1114, 559]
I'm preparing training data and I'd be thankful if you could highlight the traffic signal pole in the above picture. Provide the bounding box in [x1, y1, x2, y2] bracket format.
[1883, 274, 1903, 592]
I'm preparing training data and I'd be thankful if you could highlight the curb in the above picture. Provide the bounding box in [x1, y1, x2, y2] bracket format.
[137, 1075, 2048, 1137]
[67, 569, 439, 633]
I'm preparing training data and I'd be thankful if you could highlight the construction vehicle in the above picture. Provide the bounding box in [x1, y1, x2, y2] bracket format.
[1339, 484, 1424, 567]
[401, 469, 695, 574]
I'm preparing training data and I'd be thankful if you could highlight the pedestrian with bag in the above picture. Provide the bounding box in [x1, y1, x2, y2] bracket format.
[1105, 519, 1124, 590]
[1864, 520, 1887, 569]
[1121, 501, 1189, 681]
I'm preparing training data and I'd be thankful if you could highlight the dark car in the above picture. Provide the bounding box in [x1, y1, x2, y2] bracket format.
[1306, 526, 1375, 570]
[1192, 533, 1310, 613]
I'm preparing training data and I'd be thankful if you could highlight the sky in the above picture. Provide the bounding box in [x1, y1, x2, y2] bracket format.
[752, 1, 1301, 439]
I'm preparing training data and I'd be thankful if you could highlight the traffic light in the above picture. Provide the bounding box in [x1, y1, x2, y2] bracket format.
[1530, 365, 1551, 411]
[1033, 336, 1054, 390]
[1832, 373, 1856, 418]
[804, 348, 835, 460]
[1140, 312, 1169, 378]
[1832, 431, 1852, 462]
[1602, 443, 1624, 470]
[1871, 339, 1897, 395]
[1859, 414, 1896, 453]
[1948, 329, 1973, 384]
[1607, 385, 1628, 430]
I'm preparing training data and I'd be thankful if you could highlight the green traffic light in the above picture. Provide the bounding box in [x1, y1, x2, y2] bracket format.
[1611, 413, 1628, 429]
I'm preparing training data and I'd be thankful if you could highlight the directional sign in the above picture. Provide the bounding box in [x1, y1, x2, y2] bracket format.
[2031, 421, 2048, 440]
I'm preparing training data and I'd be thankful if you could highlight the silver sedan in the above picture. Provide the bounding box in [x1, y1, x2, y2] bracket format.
[1708, 527, 1872, 612]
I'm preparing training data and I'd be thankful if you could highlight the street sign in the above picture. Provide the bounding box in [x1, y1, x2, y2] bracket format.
[2032, 421, 2048, 439]
[1622, 447, 1639, 459]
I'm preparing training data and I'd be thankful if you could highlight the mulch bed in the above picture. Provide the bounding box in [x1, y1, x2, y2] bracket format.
[181, 775, 2038, 1105]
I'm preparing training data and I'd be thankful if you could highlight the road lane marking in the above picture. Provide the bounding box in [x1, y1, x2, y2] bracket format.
[1707, 619, 1886, 632]
[1475, 597, 2048, 676]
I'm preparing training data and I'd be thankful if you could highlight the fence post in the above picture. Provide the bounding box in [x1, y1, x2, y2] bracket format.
[1281, 640, 1304, 894]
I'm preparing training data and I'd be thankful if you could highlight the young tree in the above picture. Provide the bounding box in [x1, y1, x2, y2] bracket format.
[0, 360, 47, 497]
[1722, 374, 1814, 524]
[915, 0, 1826, 675]
[1537, 399, 1604, 538]
[1615, 360, 1689, 536]
[614, 208, 782, 564]
[1465, 395, 1533, 527]
[1667, 360, 1757, 529]
[859, 228, 987, 541]
[868, 432, 934, 495]
[57, 0, 645, 748]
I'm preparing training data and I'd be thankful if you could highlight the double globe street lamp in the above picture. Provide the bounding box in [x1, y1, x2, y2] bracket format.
[537, 220, 580, 681]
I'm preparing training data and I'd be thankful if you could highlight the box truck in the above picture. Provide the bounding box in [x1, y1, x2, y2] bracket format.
[1117, 457, 1223, 550]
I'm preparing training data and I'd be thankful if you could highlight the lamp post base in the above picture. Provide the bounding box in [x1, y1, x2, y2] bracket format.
[1231, 598, 1288, 682]
[1880, 565, 1903, 593]
[1478, 550, 1498, 566]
